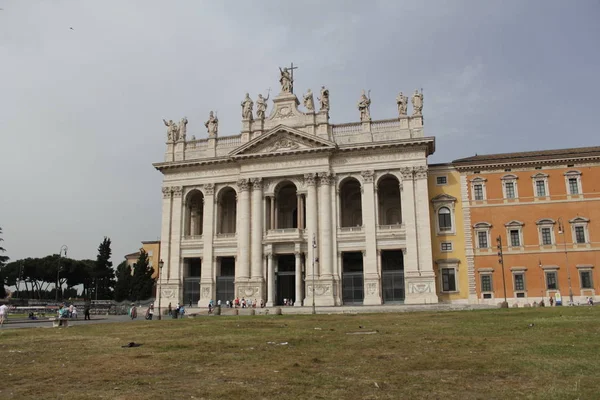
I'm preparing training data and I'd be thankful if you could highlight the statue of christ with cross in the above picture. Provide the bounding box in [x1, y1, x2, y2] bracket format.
[279, 62, 298, 94]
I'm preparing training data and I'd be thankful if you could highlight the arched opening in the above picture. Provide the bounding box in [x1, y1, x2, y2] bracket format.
[275, 182, 298, 229]
[339, 178, 362, 227]
[217, 187, 237, 234]
[377, 175, 402, 225]
[438, 207, 452, 232]
[185, 190, 204, 236]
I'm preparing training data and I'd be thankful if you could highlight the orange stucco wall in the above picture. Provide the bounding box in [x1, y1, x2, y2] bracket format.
[466, 165, 600, 303]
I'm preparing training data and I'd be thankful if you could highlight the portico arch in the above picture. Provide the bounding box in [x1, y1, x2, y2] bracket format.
[184, 189, 204, 236]
[275, 181, 298, 229]
[339, 177, 362, 227]
[377, 175, 402, 225]
[217, 187, 237, 234]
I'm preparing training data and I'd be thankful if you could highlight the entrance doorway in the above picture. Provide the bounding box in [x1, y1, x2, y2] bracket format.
[216, 257, 235, 303]
[381, 250, 405, 303]
[342, 252, 364, 305]
[276, 255, 295, 305]
[183, 258, 201, 305]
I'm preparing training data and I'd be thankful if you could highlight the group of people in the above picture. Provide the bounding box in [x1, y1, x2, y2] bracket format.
[167, 302, 185, 319]
[57, 303, 91, 320]
[225, 297, 265, 309]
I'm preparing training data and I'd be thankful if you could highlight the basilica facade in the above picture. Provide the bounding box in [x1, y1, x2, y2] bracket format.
[154, 70, 437, 307]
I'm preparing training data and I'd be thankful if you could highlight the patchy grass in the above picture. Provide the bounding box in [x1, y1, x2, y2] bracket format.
[1, 307, 600, 399]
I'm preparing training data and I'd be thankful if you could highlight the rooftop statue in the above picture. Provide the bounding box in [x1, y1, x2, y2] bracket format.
[303, 88, 315, 111]
[163, 119, 178, 142]
[205, 111, 218, 138]
[318, 86, 330, 111]
[412, 89, 423, 115]
[241, 93, 254, 120]
[179, 117, 188, 142]
[396, 92, 408, 116]
[279, 66, 293, 94]
[357, 89, 371, 121]
[256, 89, 271, 120]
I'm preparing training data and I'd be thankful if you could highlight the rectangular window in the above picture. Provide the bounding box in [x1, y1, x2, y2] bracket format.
[568, 178, 579, 194]
[541, 228, 552, 245]
[545, 271, 558, 290]
[575, 226, 586, 244]
[481, 275, 493, 292]
[535, 180, 546, 197]
[473, 184, 484, 200]
[505, 182, 515, 199]
[436, 176, 447, 185]
[510, 230, 521, 247]
[514, 273, 525, 291]
[477, 231, 488, 248]
[441, 268, 457, 292]
[441, 242, 453, 251]
[580, 271, 593, 289]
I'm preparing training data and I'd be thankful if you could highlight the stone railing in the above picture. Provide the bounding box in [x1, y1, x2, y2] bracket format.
[185, 139, 208, 150]
[216, 233, 236, 239]
[377, 224, 405, 230]
[183, 235, 203, 240]
[216, 135, 242, 148]
[331, 122, 362, 136]
[268, 228, 299, 234]
[338, 226, 364, 233]
[371, 119, 401, 132]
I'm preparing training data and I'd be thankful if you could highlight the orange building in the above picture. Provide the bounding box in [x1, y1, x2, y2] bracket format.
[453, 147, 600, 305]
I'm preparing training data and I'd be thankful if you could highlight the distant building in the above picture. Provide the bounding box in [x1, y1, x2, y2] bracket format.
[124, 240, 161, 280]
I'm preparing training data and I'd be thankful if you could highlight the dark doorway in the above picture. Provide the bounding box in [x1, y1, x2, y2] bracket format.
[342, 252, 364, 305]
[216, 257, 235, 303]
[183, 258, 201, 305]
[276, 255, 295, 305]
[381, 250, 405, 303]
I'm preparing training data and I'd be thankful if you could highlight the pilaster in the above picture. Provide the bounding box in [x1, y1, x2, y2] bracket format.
[236, 179, 251, 284]
[200, 183, 215, 306]
[399, 168, 419, 304]
[294, 251, 303, 306]
[266, 253, 275, 307]
[249, 178, 265, 301]
[304, 173, 319, 305]
[361, 170, 382, 305]
[169, 186, 183, 301]
[315, 172, 335, 306]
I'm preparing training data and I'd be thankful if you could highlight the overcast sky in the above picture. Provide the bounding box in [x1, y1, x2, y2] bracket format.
[1, 0, 599, 265]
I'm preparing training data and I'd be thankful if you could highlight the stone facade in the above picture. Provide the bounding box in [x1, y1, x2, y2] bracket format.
[154, 70, 437, 307]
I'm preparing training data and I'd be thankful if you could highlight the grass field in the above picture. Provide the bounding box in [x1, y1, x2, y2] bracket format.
[1, 307, 599, 399]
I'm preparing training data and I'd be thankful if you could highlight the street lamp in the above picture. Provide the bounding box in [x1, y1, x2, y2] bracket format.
[55, 245, 68, 302]
[157, 259, 164, 320]
[557, 217, 574, 305]
[496, 236, 508, 308]
[312, 234, 316, 315]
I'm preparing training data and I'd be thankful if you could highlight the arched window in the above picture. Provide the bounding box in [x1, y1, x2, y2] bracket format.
[438, 207, 452, 232]
[339, 178, 362, 227]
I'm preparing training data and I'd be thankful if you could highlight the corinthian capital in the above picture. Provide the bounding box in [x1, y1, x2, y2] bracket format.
[162, 187, 171, 198]
[318, 172, 333, 185]
[414, 165, 428, 180]
[400, 167, 414, 181]
[361, 170, 374, 183]
[171, 186, 183, 197]
[203, 183, 215, 196]
[304, 173, 317, 186]
[251, 177, 263, 190]
[237, 179, 250, 192]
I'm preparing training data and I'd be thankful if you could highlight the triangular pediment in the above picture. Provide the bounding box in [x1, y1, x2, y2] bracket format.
[230, 125, 336, 159]
[431, 194, 457, 203]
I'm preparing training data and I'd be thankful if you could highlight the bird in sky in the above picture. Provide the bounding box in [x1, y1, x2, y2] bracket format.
[70, 27, 74, 30]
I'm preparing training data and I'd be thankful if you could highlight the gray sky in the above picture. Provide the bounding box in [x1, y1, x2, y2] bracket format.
[1, 0, 599, 264]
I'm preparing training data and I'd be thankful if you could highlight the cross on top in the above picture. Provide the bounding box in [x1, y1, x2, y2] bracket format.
[288, 62, 298, 93]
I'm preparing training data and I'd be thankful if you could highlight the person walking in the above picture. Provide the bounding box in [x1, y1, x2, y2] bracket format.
[71, 305, 78, 319]
[84, 300, 91, 320]
[0, 303, 8, 327]
[129, 304, 137, 320]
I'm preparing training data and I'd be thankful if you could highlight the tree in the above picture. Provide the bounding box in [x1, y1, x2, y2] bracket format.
[114, 261, 132, 302]
[0, 227, 8, 298]
[91, 237, 115, 300]
[130, 250, 155, 301]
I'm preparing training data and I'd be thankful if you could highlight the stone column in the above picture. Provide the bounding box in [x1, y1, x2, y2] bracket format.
[200, 184, 216, 305]
[295, 251, 303, 306]
[169, 186, 183, 301]
[270, 196, 275, 230]
[361, 170, 382, 305]
[266, 253, 275, 307]
[249, 178, 265, 301]
[304, 173, 318, 305]
[413, 166, 438, 303]
[316, 172, 335, 306]
[296, 193, 302, 229]
[159, 187, 173, 300]
[237, 179, 251, 282]
[318, 173, 333, 277]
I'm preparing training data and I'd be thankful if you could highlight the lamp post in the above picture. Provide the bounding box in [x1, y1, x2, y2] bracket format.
[496, 236, 508, 308]
[312, 234, 316, 315]
[55, 245, 68, 302]
[157, 259, 164, 320]
[557, 217, 574, 305]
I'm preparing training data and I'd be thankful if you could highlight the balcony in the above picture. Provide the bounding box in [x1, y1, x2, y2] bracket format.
[337, 226, 365, 242]
[377, 224, 406, 239]
[265, 228, 303, 242]
[181, 234, 203, 249]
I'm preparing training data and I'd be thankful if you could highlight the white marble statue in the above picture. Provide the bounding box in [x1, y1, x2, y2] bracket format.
[318, 86, 329, 111]
[179, 117, 188, 141]
[357, 90, 371, 121]
[241, 93, 254, 120]
[303, 89, 315, 111]
[396, 92, 408, 116]
[163, 119, 179, 142]
[279, 67, 293, 93]
[412, 89, 423, 115]
[205, 111, 218, 137]
[256, 91, 270, 120]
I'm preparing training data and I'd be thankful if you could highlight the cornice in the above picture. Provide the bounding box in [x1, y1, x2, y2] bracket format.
[337, 136, 435, 155]
[153, 157, 233, 172]
[453, 155, 600, 171]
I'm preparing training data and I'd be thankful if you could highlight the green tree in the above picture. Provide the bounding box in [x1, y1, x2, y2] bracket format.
[114, 261, 132, 302]
[91, 237, 115, 300]
[0, 227, 8, 298]
[130, 250, 155, 301]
